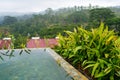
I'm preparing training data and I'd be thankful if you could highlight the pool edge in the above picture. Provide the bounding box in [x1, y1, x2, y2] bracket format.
[46, 48, 88, 80]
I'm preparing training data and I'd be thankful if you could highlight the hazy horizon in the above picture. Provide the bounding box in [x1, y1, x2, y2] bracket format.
[0, 0, 120, 13]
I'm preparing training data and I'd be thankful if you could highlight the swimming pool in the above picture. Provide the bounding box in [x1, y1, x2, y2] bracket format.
[0, 48, 88, 80]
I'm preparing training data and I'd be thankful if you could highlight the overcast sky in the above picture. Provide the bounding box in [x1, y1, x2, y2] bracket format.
[0, 0, 120, 12]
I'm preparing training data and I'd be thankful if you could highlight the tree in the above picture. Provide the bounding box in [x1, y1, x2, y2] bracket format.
[14, 34, 28, 48]
[89, 8, 115, 26]
[106, 17, 120, 34]
[45, 8, 54, 16]
[66, 11, 89, 24]
[2, 16, 18, 25]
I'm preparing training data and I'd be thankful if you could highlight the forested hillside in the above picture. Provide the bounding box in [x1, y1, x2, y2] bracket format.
[0, 6, 120, 39]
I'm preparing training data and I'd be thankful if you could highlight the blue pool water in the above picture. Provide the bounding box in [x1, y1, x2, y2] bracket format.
[0, 49, 72, 80]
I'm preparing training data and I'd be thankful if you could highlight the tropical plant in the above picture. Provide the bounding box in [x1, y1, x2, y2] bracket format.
[55, 23, 120, 80]
[0, 34, 31, 60]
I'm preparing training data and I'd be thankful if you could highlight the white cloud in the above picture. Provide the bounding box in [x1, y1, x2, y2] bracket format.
[0, 0, 119, 12]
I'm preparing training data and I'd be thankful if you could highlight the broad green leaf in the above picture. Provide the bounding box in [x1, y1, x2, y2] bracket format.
[85, 61, 96, 64]
[92, 62, 99, 76]
[99, 22, 104, 35]
[114, 65, 120, 69]
[69, 54, 75, 58]
[73, 59, 79, 65]
[74, 46, 82, 54]
[116, 71, 120, 77]
[74, 28, 77, 33]
[95, 71, 106, 78]
[84, 64, 94, 70]
[82, 60, 87, 67]
[98, 59, 108, 65]
[106, 36, 115, 45]
[104, 66, 112, 75]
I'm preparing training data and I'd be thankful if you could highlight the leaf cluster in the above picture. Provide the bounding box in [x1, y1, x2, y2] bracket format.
[55, 23, 120, 79]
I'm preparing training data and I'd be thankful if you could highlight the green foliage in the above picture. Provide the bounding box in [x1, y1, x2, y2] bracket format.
[0, 7, 120, 37]
[106, 17, 120, 34]
[14, 34, 28, 49]
[89, 8, 115, 27]
[2, 16, 18, 25]
[90, 8, 115, 22]
[0, 33, 30, 60]
[66, 11, 89, 24]
[55, 23, 120, 79]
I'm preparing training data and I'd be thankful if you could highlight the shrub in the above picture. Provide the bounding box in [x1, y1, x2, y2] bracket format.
[55, 23, 120, 80]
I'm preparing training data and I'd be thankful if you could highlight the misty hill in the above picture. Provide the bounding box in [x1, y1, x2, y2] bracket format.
[0, 12, 37, 24]
[0, 12, 35, 16]
[0, 5, 120, 38]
